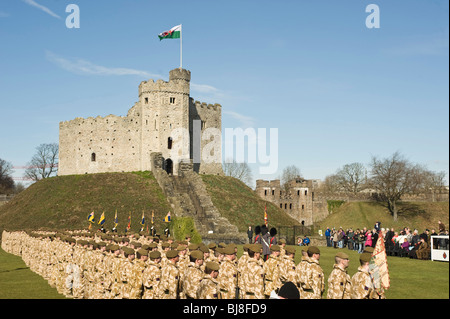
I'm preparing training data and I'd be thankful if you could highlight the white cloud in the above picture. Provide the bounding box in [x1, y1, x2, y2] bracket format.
[223, 110, 256, 128]
[190, 83, 219, 94]
[22, 0, 61, 19]
[45, 51, 160, 77]
[0, 11, 10, 18]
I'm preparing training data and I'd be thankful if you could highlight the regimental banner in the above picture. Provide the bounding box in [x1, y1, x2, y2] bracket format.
[369, 234, 390, 290]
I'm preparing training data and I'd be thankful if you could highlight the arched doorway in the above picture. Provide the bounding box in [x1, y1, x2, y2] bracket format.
[165, 158, 173, 175]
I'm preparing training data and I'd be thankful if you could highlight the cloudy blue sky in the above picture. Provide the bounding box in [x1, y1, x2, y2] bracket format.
[0, 0, 448, 186]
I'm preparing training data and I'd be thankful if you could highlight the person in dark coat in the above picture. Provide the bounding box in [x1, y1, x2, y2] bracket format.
[247, 226, 253, 244]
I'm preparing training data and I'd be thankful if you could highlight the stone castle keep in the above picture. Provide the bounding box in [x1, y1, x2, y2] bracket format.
[59, 68, 223, 177]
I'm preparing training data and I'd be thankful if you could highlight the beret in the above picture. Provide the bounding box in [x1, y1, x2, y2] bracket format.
[308, 246, 320, 255]
[222, 246, 235, 255]
[248, 244, 261, 253]
[208, 243, 217, 249]
[360, 253, 372, 263]
[363, 247, 374, 253]
[190, 250, 204, 260]
[166, 249, 179, 259]
[270, 245, 281, 252]
[188, 243, 199, 250]
[122, 247, 135, 256]
[285, 246, 296, 255]
[137, 248, 148, 257]
[336, 252, 349, 260]
[149, 251, 161, 260]
[205, 261, 220, 272]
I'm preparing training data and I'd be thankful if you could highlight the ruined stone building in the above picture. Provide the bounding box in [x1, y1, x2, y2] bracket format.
[255, 178, 329, 226]
[58, 68, 223, 177]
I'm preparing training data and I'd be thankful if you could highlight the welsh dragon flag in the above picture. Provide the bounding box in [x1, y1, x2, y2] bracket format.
[158, 25, 181, 40]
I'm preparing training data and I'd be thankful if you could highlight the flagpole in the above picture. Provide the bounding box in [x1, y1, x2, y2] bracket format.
[180, 24, 182, 69]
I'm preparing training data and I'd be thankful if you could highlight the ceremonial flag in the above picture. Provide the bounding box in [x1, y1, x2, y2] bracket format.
[163, 211, 171, 222]
[158, 24, 181, 40]
[87, 211, 95, 223]
[114, 210, 118, 228]
[158, 24, 183, 68]
[370, 233, 391, 290]
[140, 211, 145, 226]
[264, 204, 268, 227]
[127, 212, 131, 230]
[98, 212, 105, 226]
[151, 210, 154, 225]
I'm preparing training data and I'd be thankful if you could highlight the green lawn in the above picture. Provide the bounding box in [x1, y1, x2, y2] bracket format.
[1, 245, 448, 299]
[0, 247, 65, 299]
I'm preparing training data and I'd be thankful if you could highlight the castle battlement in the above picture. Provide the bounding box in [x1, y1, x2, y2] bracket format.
[192, 100, 222, 111]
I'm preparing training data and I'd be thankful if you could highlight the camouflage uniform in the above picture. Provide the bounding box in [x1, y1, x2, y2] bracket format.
[241, 257, 264, 299]
[263, 255, 281, 297]
[351, 266, 380, 299]
[182, 260, 204, 299]
[142, 259, 162, 299]
[327, 264, 352, 299]
[160, 251, 180, 299]
[299, 257, 324, 299]
[217, 257, 238, 299]
[197, 274, 220, 299]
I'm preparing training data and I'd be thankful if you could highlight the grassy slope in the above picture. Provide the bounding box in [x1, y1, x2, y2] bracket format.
[0, 171, 171, 235]
[319, 201, 449, 232]
[201, 175, 301, 232]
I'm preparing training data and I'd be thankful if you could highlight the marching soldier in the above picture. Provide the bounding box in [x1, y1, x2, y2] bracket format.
[217, 245, 238, 299]
[351, 253, 383, 299]
[263, 245, 282, 298]
[241, 244, 264, 299]
[142, 251, 162, 299]
[279, 246, 299, 288]
[182, 250, 205, 299]
[299, 246, 324, 299]
[197, 262, 221, 299]
[160, 249, 180, 299]
[327, 252, 352, 299]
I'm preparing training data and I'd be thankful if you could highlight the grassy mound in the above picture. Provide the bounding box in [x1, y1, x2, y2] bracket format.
[0, 171, 171, 235]
[201, 175, 301, 232]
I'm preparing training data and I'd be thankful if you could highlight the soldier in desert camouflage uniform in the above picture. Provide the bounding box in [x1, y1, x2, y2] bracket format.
[279, 246, 299, 288]
[217, 245, 238, 299]
[351, 253, 383, 299]
[181, 250, 204, 299]
[197, 262, 221, 299]
[263, 245, 281, 298]
[327, 252, 352, 299]
[241, 244, 264, 299]
[299, 246, 324, 299]
[160, 249, 180, 299]
[142, 250, 162, 299]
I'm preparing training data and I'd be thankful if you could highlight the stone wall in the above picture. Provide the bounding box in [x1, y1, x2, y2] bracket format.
[255, 178, 329, 226]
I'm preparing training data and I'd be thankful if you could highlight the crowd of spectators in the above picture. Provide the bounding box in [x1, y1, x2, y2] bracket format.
[324, 220, 449, 260]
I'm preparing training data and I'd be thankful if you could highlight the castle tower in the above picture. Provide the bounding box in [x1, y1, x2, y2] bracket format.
[139, 68, 191, 175]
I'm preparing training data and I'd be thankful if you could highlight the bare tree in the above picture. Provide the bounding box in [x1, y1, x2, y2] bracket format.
[223, 158, 253, 187]
[369, 151, 418, 221]
[318, 173, 341, 195]
[0, 158, 15, 194]
[281, 165, 302, 192]
[335, 162, 367, 194]
[24, 143, 59, 182]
